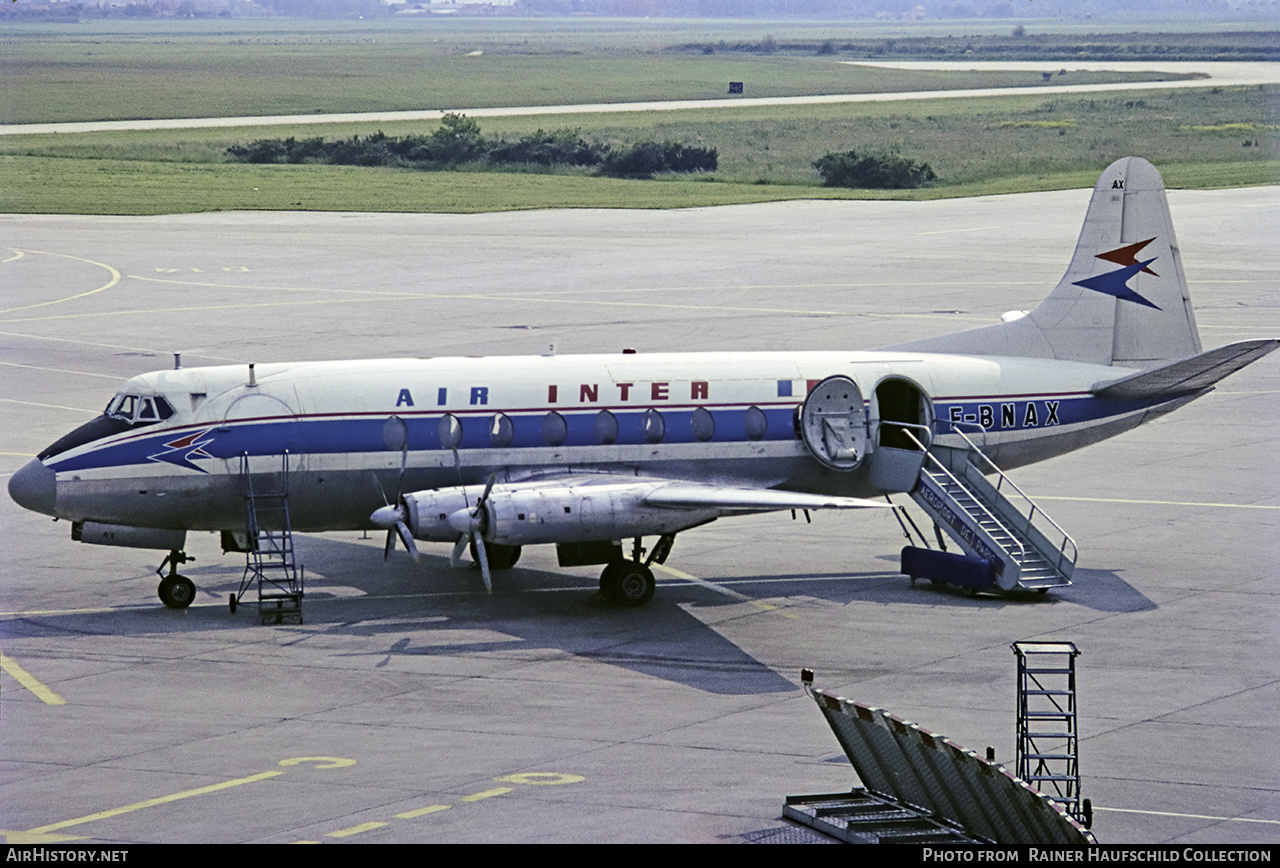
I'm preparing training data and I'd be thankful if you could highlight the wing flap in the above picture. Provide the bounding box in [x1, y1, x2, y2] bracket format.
[1092, 339, 1278, 400]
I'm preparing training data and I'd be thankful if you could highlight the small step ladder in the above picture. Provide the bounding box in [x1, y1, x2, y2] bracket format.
[235, 452, 304, 624]
[902, 428, 1076, 592]
[1013, 641, 1083, 822]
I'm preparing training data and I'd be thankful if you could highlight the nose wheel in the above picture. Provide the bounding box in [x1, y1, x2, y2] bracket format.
[156, 550, 196, 609]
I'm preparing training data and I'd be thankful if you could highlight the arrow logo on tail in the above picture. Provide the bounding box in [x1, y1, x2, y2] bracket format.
[1074, 239, 1162, 309]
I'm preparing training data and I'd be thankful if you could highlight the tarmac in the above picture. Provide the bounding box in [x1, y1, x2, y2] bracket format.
[0, 186, 1276, 843]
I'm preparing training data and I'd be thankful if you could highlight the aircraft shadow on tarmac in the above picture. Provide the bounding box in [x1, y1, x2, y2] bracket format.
[3, 535, 1151, 694]
[859, 553, 1156, 613]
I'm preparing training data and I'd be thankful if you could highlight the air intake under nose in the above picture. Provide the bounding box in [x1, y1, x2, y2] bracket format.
[8, 458, 56, 517]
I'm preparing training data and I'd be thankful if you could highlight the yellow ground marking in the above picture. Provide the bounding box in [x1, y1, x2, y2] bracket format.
[0, 251, 121, 315]
[326, 821, 388, 838]
[133, 274, 1028, 297]
[3, 251, 24, 263]
[0, 291, 990, 326]
[916, 225, 1003, 235]
[459, 787, 513, 802]
[0, 606, 120, 618]
[494, 772, 584, 786]
[395, 805, 451, 819]
[0, 329, 241, 363]
[1037, 495, 1280, 511]
[0, 653, 66, 705]
[1093, 806, 1280, 826]
[278, 756, 357, 768]
[0, 397, 99, 414]
[1, 272, 998, 326]
[0, 360, 134, 381]
[21, 770, 284, 837]
[651, 563, 800, 619]
[4, 756, 355, 844]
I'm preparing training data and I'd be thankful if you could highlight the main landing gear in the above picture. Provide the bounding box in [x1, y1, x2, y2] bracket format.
[600, 560, 655, 607]
[156, 550, 195, 609]
[471, 541, 522, 571]
[598, 534, 675, 607]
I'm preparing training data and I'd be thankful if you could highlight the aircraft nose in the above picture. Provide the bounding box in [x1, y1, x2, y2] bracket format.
[9, 458, 56, 516]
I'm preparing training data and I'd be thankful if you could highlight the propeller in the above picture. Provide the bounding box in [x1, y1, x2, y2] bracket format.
[371, 417, 418, 562]
[371, 499, 420, 563]
[447, 473, 496, 593]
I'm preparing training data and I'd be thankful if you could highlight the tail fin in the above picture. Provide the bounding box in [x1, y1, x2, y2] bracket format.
[891, 157, 1201, 367]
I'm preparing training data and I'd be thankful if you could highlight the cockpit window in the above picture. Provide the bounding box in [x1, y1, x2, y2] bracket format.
[39, 393, 176, 460]
[105, 393, 174, 425]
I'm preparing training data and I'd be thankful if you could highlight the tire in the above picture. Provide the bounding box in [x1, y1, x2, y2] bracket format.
[158, 575, 196, 609]
[601, 561, 654, 608]
[472, 542, 522, 570]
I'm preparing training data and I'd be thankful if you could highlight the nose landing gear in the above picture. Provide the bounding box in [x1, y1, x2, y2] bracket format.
[156, 550, 196, 609]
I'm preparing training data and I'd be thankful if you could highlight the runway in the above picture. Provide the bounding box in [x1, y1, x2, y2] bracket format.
[3, 60, 1277, 137]
[1, 187, 1277, 843]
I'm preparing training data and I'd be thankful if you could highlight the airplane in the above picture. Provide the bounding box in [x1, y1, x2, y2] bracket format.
[8, 157, 1276, 612]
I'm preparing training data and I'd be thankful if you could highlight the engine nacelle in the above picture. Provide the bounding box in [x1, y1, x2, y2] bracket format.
[401, 480, 718, 547]
[401, 489, 475, 542]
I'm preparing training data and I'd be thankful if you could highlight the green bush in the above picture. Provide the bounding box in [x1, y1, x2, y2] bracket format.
[812, 148, 936, 189]
[485, 129, 608, 167]
[227, 116, 717, 180]
[598, 142, 718, 179]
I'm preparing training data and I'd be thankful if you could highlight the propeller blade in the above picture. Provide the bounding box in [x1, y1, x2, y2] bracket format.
[371, 472, 390, 506]
[474, 533, 492, 594]
[396, 522, 419, 563]
[395, 442, 408, 500]
[384, 528, 395, 561]
[450, 535, 469, 568]
[476, 473, 497, 511]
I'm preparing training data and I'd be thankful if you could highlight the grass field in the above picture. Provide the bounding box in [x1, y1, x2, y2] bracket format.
[2, 19, 1277, 214]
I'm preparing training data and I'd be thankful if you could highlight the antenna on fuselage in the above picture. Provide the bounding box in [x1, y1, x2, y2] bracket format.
[247, 363, 257, 387]
[173, 352, 182, 370]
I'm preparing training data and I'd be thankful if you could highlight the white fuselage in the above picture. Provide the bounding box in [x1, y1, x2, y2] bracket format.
[25, 350, 1178, 535]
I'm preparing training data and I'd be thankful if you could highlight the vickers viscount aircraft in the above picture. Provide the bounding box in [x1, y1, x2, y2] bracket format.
[9, 158, 1276, 611]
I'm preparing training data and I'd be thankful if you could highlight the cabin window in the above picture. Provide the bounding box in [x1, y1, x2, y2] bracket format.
[542, 411, 567, 447]
[489, 413, 514, 447]
[744, 405, 768, 441]
[594, 410, 618, 445]
[643, 409, 665, 444]
[691, 407, 715, 442]
[438, 414, 463, 450]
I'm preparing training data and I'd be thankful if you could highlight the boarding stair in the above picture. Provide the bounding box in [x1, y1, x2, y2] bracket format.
[900, 428, 1076, 593]
[1013, 642, 1087, 825]
[235, 452, 304, 624]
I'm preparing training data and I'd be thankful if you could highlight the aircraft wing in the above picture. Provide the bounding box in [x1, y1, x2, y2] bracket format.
[641, 482, 888, 514]
[1092, 339, 1279, 400]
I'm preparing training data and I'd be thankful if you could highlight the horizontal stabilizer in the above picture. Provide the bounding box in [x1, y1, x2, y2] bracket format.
[1092, 339, 1279, 399]
[644, 483, 888, 513]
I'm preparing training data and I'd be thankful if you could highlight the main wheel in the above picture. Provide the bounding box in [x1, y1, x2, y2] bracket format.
[471, 542, 521, 570]
[158, 575, 196, 609]
[600, 561, 655, 608]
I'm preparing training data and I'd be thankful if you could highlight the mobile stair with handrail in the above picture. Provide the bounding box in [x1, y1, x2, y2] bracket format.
[901, 428, 1076, 593]
[234, 452, 304, 624]
[1013, 641, 1088, 826]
